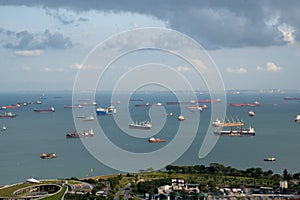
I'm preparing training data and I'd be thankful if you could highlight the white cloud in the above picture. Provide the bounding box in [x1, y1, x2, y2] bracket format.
[256, 62, 282, 72]
[266, 62, 282, 72]
[43, 67, 65, 72]
[14, 50, 44, 57]
[22, 66, 32, 71]
[70, 63, 86, 70]
[176, 66, 191, 72]
[277, 23, 296, 44]
[226, 67, 247, 74]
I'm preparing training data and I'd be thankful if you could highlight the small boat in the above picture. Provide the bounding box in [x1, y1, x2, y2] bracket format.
[248, 111, 256, 116]
[129, 121, 152, 129]
[66, 129, 94, 138]
[264, 157, 276, 161]
[0, 112, 17, 118]
[178, 115, 185, 121]
[155, 102, 162, 107]
[41, 152, 56, 159]
[34, 107, 55, 112]
[96, 106, 116, 115]
[148, 137, 167, 143]
[2, 126, 6, 131]
[295, 115, 300, 122]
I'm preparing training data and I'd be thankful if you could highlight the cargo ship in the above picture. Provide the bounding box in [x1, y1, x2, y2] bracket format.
[96, 106, 116, 115]
[214, 126, 255, 136]
[230, 101, 260, 107]
[34, 107, 55, 112]
[135, 103, 152, 107]
[0, 112, 16, 118]
[166, 100, 196, 105]
[283, 97, 300, 100]
[212, 118, 244, 127]
[129, 121, 152, 129]
[264, 157, 276, 161]
[66, 129, 94, 138]
[197, 99, 221, 103]
[1, 104, 21, 109]
[148, 137, 166, 143]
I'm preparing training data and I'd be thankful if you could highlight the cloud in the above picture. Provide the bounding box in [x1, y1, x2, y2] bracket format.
[43, 67, 65, 72]
[70, 63, 86, 70]
[22, 66, 32, 71]
[2, 28, 72, 50]
[45, 8, 75, 24]
[176, 66, 191, 72]
[226, 67, 247, 74]
[257, 62, 282, 72]
[14, 50, 44, 56]
[1, 1, 300, 49]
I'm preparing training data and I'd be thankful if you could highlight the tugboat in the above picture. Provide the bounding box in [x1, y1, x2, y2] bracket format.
[178, 115, 185, 121]
[41, 152, 56, 159]
[129, 121, 152, 130]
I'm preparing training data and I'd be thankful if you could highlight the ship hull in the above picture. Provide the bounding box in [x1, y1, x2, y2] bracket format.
[128, 125, 151, 130]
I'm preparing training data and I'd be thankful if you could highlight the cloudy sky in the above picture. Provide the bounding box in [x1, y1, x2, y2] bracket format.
[0, 0, 299, 91]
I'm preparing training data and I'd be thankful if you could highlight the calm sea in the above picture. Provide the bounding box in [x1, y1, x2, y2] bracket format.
[0, 91, 299, 185]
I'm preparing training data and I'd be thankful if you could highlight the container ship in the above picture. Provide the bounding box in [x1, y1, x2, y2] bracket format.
[34, 107, 55, 112]
[148, 137, 166, 143]
[230, 101, 260, 107]
[129, 121, 152, 129]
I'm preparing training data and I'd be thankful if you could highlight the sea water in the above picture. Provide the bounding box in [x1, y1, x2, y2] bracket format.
[0, 91, 299, 185]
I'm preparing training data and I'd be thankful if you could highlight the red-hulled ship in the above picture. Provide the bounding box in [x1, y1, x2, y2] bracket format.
[197, 99, 221, 103]
[1, 104, 21, 109]
[34, 107, 55, 112]
[230, 101, 260, 107]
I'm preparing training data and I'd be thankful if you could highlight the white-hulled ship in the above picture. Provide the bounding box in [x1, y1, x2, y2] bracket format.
[129, 121, 152, 130]
[214, 126, 255, 136]
[295, 115, 300, 122]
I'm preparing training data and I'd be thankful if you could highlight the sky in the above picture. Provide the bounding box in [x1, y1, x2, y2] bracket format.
[0, 0, 300, 92]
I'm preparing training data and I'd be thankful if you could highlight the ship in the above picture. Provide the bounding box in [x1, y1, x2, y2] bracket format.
[66, 129, 94, 138]
[230, 101, 260, 107]
[186, 105, 207, 111]
[214, 126, 255, 136]
[64, 105, 83, 108]
[148, 137, 167, 143]
[41, 152, 56, 159]
[135, 103, 152, 107]
[129, 121, 152, 129]
[1, 104, 21, 109]
[96, 106, 116, 115]
[295, 115, 300, 122]
[264, 157, 276, 161]
[248, 111, 256, 116]
[166, 100, 196, 105]
[212, 118, 244, 127]
[197, 99, 221, 103]
[34, 107, 55, 112]
[82, 116, 95, 121]
[178, 115, 185, 121]
[0, 112, 17, 118]
[283, 97, 300, 100]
